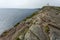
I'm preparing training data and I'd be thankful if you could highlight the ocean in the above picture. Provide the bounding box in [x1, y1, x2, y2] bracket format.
[0, 9, 37, 35]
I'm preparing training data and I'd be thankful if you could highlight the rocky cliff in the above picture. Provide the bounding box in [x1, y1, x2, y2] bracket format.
[0, 6, 60, 40]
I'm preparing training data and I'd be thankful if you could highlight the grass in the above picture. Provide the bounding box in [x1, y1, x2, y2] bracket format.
[14, 22, 20, 27]
[16, 38, 20, 40]
[44, 25, 50, 34]
[23, 11, 38, 21]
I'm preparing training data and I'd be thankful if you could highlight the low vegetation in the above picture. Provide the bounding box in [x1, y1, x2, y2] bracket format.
[16, 38, 20, 40]
[1, 31, 8, 37]
[14, 11, 39, 28]
[44, 25, 50, 34]
[23, 11, 38, 21]
[14, 22, 20, 27]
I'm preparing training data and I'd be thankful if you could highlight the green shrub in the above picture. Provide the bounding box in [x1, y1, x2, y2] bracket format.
[16, 38, 20, 40]
[23, 11, 38, 21]
[14, 22, 20, 27]
[45, 25, 50, 34]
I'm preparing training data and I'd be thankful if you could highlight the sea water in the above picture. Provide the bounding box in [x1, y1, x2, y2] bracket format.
[0, 8, 37, 35]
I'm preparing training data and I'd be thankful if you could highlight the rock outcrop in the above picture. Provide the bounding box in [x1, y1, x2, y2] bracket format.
[0, 6, 60, 40]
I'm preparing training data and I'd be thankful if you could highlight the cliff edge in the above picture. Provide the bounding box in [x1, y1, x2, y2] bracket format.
[0, 6, 60, 40]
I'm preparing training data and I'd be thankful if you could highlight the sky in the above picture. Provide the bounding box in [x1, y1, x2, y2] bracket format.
[0, 0, 60, 8]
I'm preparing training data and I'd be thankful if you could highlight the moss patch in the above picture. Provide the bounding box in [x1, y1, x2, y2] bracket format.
[44, 25, 50, 34]
[16, 38, 20, 40]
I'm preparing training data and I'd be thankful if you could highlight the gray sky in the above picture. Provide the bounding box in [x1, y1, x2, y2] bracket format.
[0, 0, 60, 8]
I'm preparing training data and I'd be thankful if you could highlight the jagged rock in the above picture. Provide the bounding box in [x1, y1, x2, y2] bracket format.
[49, 25, 60, 40]
[24, 6, 60, 40]
[24, 31, 39, 40]
[24, 25, 48, 40]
